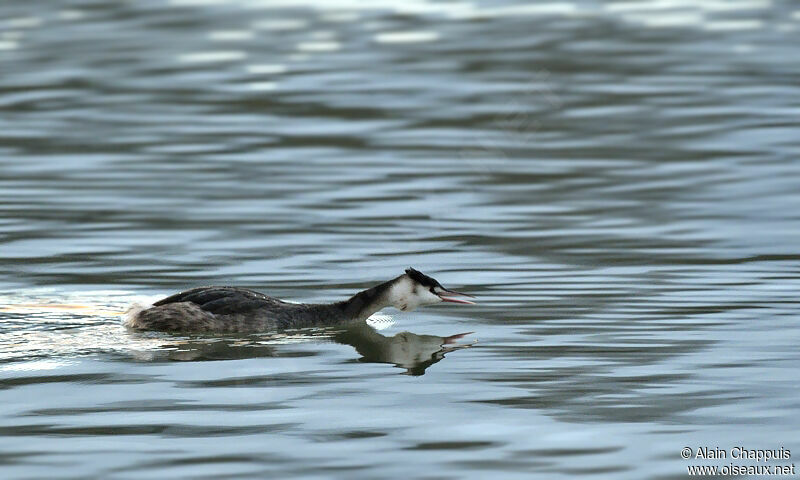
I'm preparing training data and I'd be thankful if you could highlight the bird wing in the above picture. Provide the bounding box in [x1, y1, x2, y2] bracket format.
[153, 286, 286, 314]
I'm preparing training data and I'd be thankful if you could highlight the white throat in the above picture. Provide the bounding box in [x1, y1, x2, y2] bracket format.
[386, 276, 441, 312]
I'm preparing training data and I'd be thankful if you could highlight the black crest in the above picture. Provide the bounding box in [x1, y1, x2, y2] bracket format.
[405, 267, 442, 288]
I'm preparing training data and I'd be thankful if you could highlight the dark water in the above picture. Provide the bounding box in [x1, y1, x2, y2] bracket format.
[2, 0, 800, 478]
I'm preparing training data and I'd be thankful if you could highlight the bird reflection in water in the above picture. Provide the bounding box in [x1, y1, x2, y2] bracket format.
[334, 322, 474, 376]
[149, 322, 474, 375]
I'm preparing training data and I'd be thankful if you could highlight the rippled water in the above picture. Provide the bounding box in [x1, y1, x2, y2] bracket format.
[2, 0, 800, 478]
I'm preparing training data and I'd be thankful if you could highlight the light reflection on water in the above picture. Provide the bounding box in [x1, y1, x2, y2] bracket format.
[1, 0, 800, 478]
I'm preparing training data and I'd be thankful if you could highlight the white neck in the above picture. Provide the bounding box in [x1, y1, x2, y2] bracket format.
[387, 276, 416, 312]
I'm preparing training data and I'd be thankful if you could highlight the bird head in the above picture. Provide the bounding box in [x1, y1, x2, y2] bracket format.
[389, 267, 476, 311]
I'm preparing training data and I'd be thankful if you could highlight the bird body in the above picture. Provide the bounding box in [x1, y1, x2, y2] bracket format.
[124, 268, 474, 333]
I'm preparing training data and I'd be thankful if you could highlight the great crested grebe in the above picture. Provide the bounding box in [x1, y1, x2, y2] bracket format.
[124, 268, 475, 333]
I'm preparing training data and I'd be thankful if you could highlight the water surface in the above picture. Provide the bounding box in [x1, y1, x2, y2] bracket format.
[2, 0, 800, 478]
